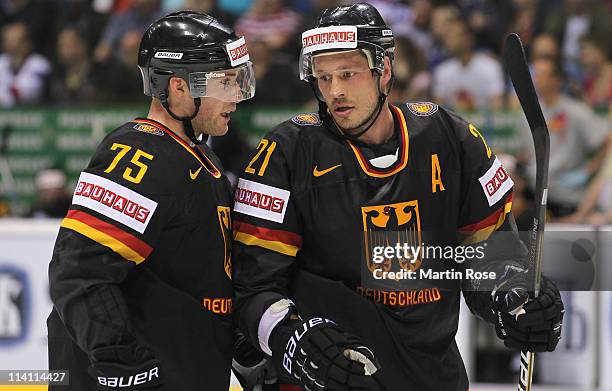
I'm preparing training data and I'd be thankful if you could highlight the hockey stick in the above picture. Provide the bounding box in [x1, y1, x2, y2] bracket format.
[503, 33, 550, 391]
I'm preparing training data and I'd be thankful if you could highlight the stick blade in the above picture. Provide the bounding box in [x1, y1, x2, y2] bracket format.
[503, 33, 547, 133]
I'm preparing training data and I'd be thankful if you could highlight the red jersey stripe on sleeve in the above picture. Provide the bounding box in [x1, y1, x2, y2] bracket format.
[62, 209, 153, 263]
[458, 194, 513, 244]
[233, 220, 302, 257]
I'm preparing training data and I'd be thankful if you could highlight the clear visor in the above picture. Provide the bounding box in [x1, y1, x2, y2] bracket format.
[188, 61, 256, 103]
[299, 43, 387, 81]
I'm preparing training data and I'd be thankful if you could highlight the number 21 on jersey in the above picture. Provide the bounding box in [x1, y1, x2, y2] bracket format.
[245, 138, 276, 176]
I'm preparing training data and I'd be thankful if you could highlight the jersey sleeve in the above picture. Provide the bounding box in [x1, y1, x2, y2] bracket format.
[441, 109, 528, 322]
[232, 124, 303, 355]
[49, 129, 177, 359]
[447, 110, 515, 245]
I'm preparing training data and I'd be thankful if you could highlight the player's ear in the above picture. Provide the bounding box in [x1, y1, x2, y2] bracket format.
[168, 76, 187, 97]
[380, 56, 393, 94]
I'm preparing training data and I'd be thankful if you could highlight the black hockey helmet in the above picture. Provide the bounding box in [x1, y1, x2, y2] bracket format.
[139, 10, 255, 103]
[299, 3, 395, 139]
[300, 3, 394, 80]
[138, 11, 255, 143]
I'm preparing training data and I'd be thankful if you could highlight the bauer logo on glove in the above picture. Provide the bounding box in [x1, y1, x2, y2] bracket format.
[493, 275, 564, 352]
[271, 317, 381, 391]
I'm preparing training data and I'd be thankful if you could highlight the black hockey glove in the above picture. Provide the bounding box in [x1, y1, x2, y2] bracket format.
[233, 330, 278, 391]
[270, 317, 381, 391]
[493, 271, 564, 352]
[88, 343, 163, 391]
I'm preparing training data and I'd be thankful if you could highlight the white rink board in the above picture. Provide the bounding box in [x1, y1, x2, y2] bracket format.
[0, 219, 609, 391]
[599, 226, 612, 389]
[602, 292, 612, 389]
[539, 291, 597, 387]
[0, 219, 58, 369]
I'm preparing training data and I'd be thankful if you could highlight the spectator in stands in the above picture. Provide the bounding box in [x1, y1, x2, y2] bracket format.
[289, 0, 341, 57]
[545, 0, 612, 83]
[389, 35, 432, 103]
[244, 37, 311, 106]
[0, 22, 50, 107]
[432, 19, 504, 110]
[518, 57, 611, 217]
[234, 0, 301, 53]
[505, 0, 551, 56]
[96, 30, 145, 104]
[49, 27, 97, 106]
[93, 0, 165, 63]
[509, 33, 560, 109]
[531, 33, 560, 62]
[218, 0, 253, 18]
[458, 0, 510, 54]
[0, 0, 58, 57]
[559, 146, 612, 225]
[27, 168, 72, 218]
[579, 34, 612, 115]
[428, 5, 460, 67]
[55, 0, 109, 53]
[177, 0, 236, 25]
[369, 0, 433, 57]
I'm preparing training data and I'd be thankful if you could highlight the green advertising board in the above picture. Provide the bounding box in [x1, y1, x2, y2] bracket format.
[0, 106, 531, 214]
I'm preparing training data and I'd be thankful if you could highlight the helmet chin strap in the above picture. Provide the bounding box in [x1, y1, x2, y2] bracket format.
[315, 73, 388, 142]
[160, 93, 206, 145]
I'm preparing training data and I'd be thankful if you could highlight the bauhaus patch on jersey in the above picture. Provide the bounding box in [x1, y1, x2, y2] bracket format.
[72, 172, 157, 233]
[234, 178, 289, 223]
[478, 157, 514, 206]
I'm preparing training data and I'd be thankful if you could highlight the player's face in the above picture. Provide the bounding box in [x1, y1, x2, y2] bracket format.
[313, 50, 380, 133]
[194, 96, 237, 137]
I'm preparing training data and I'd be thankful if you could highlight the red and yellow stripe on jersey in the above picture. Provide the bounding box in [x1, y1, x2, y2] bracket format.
[346, 104, 409, 178]
[458, 194, 513, 244]
[61, 209, 153, 263]
[233, 220, 302, 257]
[133, 118, 221, 179]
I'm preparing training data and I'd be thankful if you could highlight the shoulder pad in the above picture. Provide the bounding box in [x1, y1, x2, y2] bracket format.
[291, 112, 322, 127]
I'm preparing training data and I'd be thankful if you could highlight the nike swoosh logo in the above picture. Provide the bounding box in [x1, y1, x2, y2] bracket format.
[189, 166, 202, 180]
[313, 164, 342, 177]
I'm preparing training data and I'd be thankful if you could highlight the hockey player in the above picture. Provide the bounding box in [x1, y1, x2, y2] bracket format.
[47, 11, 268, 391]
[232, 4, 564, 390]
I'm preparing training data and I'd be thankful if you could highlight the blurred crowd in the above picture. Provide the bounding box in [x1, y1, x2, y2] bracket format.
[1, 0, 612, 225]
[1, 0, 610, 108]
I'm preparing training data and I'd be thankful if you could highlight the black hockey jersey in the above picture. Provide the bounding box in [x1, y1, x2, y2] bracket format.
[232, 103, 525, 390]
[48, 118, 234, 391]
